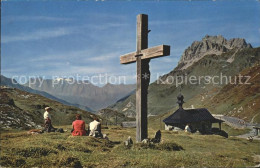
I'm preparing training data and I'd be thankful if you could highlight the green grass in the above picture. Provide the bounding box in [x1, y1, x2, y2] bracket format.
[1, 126, 259, 168]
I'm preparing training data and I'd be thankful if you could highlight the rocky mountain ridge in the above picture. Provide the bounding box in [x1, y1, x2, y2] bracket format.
[178, 35, 252, 69]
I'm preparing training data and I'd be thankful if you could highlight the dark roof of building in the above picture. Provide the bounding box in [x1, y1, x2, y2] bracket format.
[163, 108, 222, 125]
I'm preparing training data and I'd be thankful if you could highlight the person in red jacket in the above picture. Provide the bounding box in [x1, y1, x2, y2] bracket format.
[71, 114, 87, 136]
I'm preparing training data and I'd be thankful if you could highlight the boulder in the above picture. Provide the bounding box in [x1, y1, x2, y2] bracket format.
[151, 130, 161, 143]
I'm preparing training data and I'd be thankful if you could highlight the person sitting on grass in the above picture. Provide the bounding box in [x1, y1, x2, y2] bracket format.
[71, 114, 87, 136]
[185, 124, 191, 133]
[43, 107, 56, 132]
[89, 116, 102, 137]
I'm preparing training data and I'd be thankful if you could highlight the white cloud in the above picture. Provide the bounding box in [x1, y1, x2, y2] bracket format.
[3, 16, 72, 22]
[69, 66, 108, 74]
[89, 13, 128, 21]
[2, 21, 129, 44]
[87, 52, 120, 61]
[28, 49, 91, 62]
[2, 27, 76, 43]
[2, 67, 25, 73]
[150, 18, 208, 26]
[28, 49, 121, 65]
[86, 23, 130, 31]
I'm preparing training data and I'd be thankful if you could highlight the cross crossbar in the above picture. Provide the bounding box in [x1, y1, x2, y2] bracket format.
[120, 45, 170, 64]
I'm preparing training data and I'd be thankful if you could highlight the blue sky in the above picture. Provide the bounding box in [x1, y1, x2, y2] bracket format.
[1, 0, 260, 85]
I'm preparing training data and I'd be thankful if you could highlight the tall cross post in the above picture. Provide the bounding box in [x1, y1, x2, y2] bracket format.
[120, 14, 170, 142]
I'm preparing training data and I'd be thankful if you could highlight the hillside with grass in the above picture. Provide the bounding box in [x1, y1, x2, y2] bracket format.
[197, 63, 260, 123]
[0, 86, 96, 130]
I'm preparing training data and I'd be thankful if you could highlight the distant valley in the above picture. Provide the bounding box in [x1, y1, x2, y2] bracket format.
[24, 79, 135, 112]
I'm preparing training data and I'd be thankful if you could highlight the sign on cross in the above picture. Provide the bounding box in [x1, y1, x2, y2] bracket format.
[120, 14, 170, 142]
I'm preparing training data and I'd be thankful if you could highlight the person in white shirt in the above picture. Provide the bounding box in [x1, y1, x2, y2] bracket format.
[43, 107, 55, 132]
[88, 116, 102, 137]
[44, 107, 51, 120]
[185, 124, 191, 133]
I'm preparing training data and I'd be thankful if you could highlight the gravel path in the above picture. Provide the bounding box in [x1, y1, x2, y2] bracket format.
[236, 126, 260, 141]
[213, 114, 260, 141]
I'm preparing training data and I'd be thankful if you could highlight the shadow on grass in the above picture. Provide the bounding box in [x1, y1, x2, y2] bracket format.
[133, 142, 184, 151]
[57, 156, 83, 168]
[0, 156, 26, 167]
[15, 147, 58, 158]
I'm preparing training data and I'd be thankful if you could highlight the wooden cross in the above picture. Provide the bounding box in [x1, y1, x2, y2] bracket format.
[120, 14, 170, 142]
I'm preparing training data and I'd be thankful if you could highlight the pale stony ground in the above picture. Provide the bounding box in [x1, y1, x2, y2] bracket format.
[236, 126, 260, 141]
[213, 114, 260, 140]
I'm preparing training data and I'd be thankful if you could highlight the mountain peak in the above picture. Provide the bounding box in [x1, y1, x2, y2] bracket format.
[202, 35, 226, 44]
[103, 83, 114, 88]
[178, 35, 252, 70]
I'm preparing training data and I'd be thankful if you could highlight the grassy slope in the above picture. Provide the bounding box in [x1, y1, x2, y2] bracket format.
[180, 63, 260, 123]
[0, 125, 259, 167]
[98, 108, 135, 125]
[203, 64, 260, 123]
[0, 87, 97, 128]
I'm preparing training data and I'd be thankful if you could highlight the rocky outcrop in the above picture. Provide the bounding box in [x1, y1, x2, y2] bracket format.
[0, 88, 40, 129]
[178, 35, 252, 69]
[0, 86, 95, 130]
